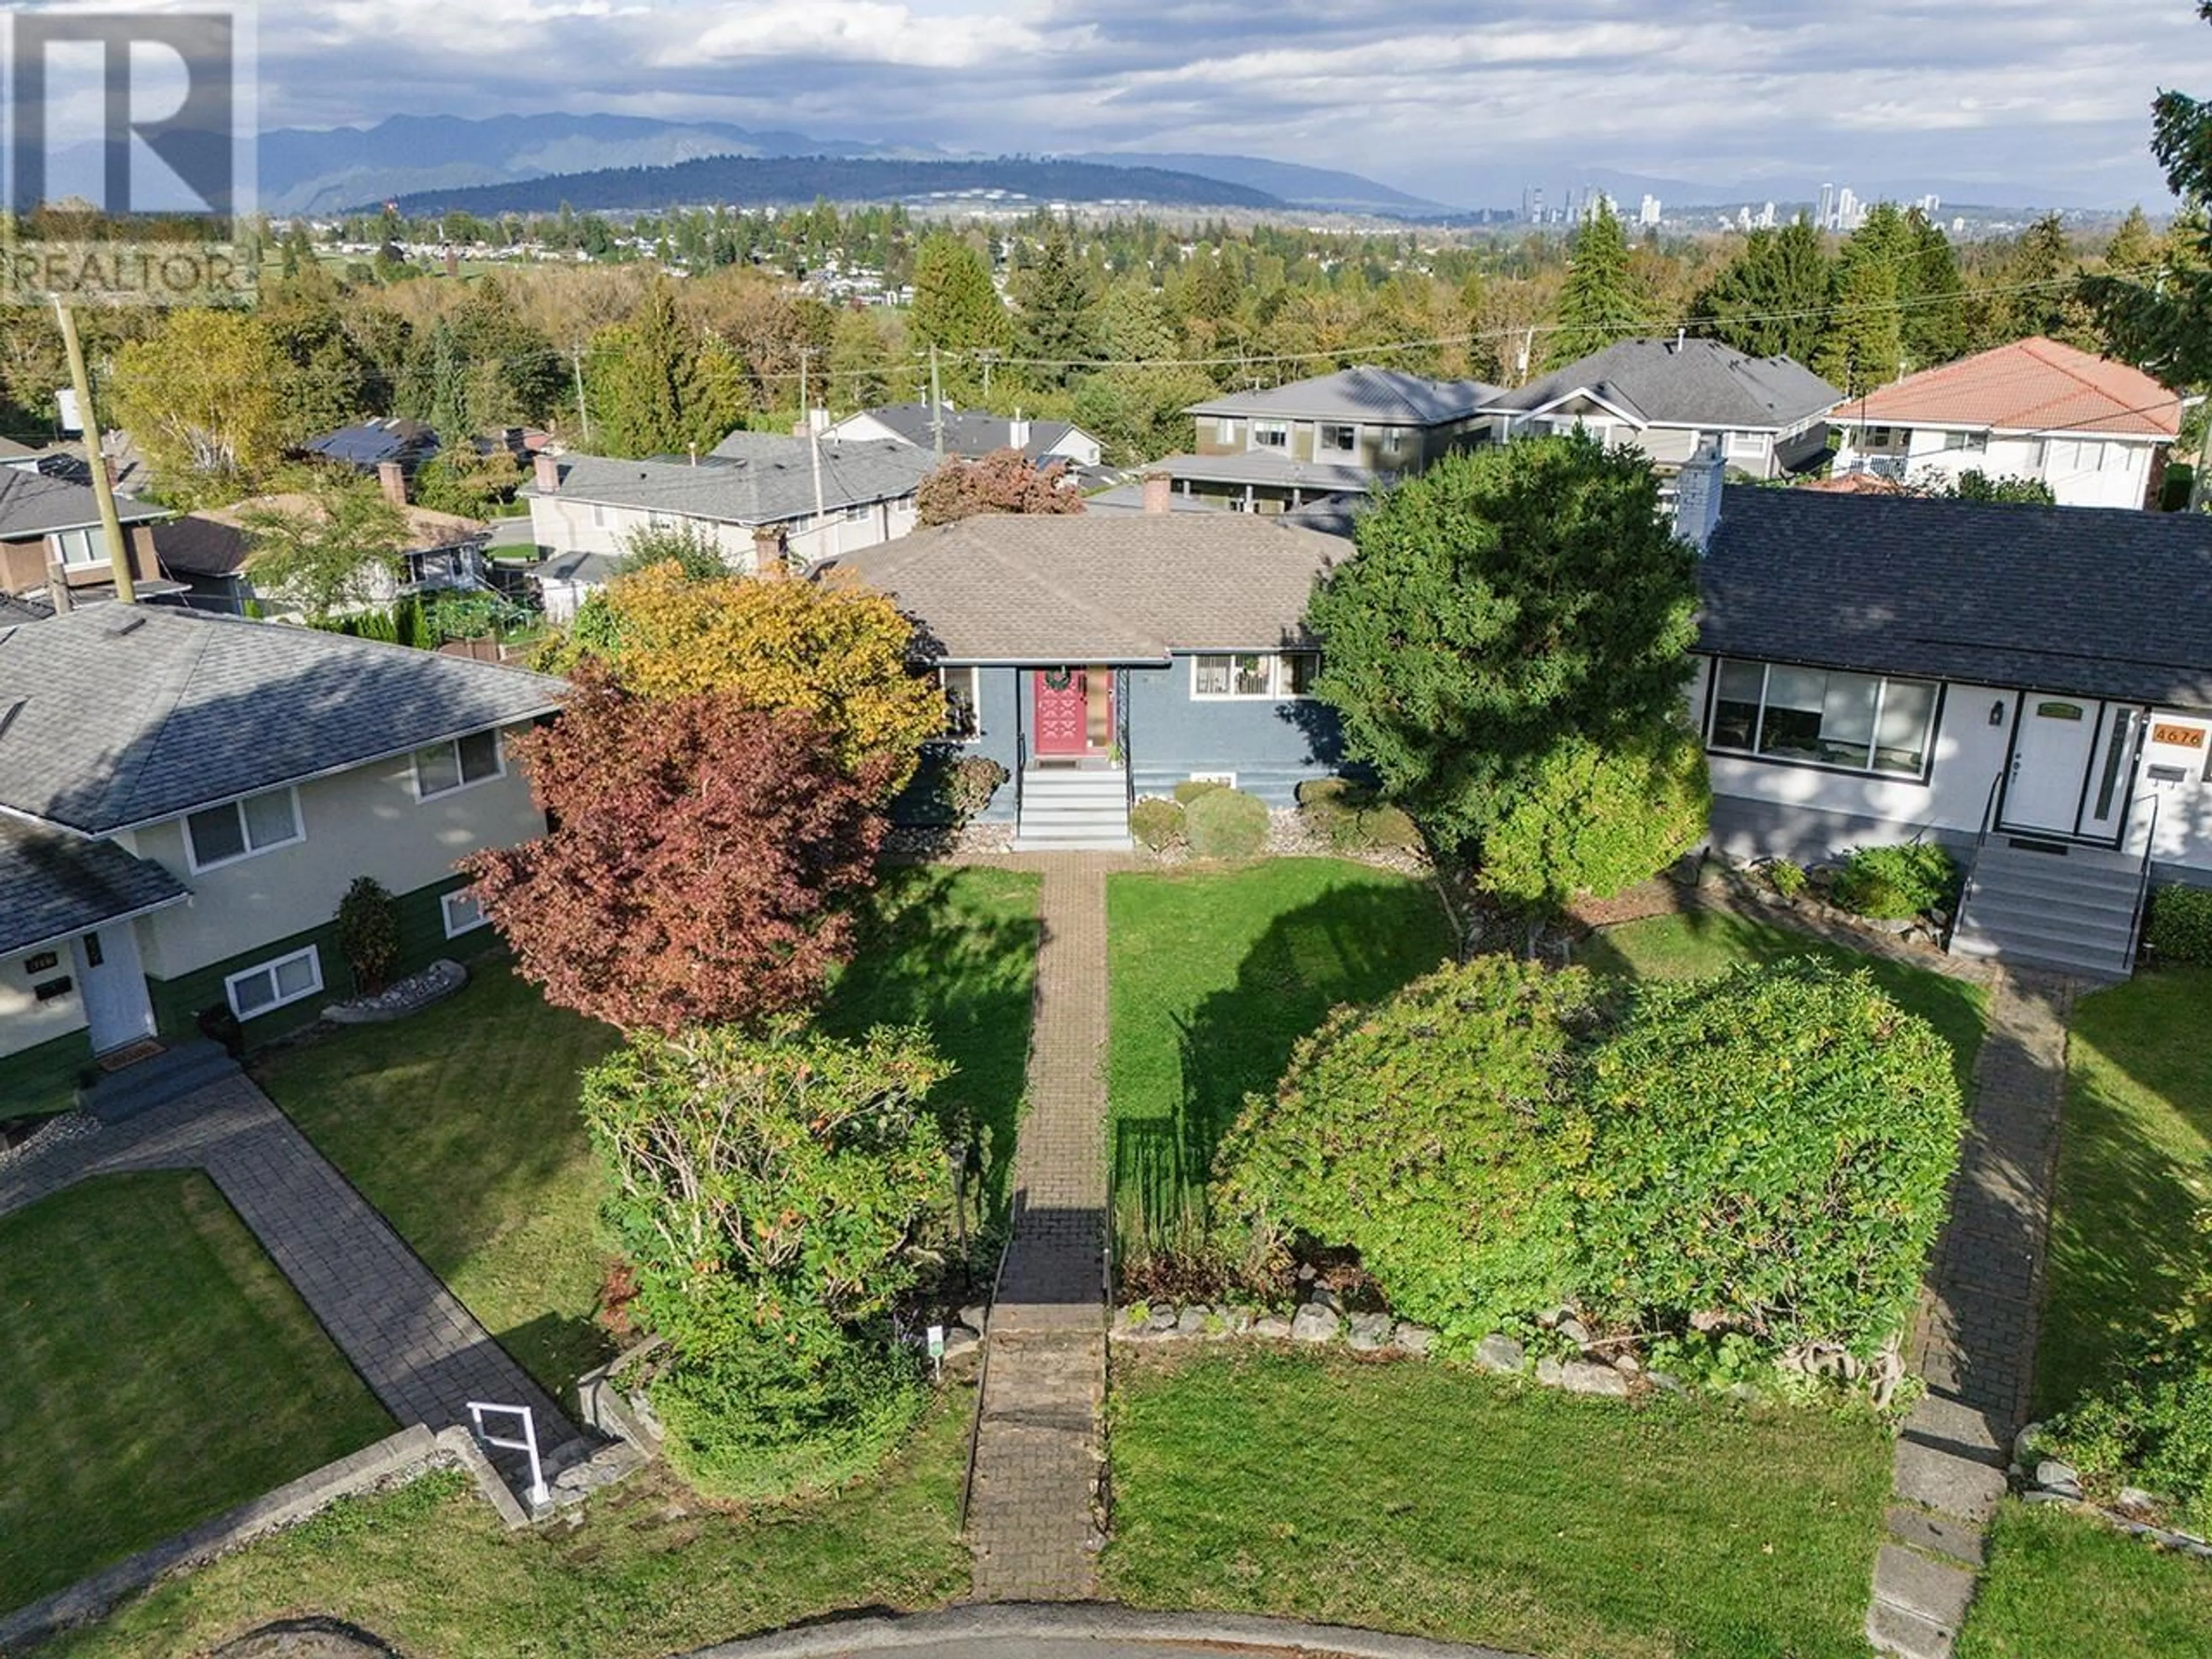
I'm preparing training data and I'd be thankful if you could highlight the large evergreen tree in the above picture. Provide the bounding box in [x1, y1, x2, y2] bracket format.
[2004, 213, 2101, 348]
[1815, 204, 1909, 396]
[1014, 222, 1099, 386]
[1900, 209, 1969, 370]
[910, 232, 1013, 363]
[1692, 217, 1830, 361]
[1543, 202, 1648, 367]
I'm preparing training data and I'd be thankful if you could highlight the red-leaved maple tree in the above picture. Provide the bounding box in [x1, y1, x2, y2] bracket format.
[465, 668, 891, 1035]
[915, 448, 1085, 526]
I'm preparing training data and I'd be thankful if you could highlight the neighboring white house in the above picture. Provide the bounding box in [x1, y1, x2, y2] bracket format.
[1830, 336, 2183, 509]
[1680, 449, 2212, 979]
[1487, 336, 1843, 479]
[0, 606, 562, 1118]
[813, 403, 1105, 471]
[522, 437, 933, 594]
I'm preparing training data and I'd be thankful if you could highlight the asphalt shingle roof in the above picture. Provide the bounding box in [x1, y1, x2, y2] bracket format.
[529, 439, 933, 525]
[1143, 450, 1376, 494]
[819, 404, 1086, 461]
[1698, 486, 2212, 705]
[823, 515, 1342, 662]
[1188, 366, 1500, 426]
[0, 469, 165, 540]
[0, 607, 565, 835]
[0, 818, 188, 957]
[1492, 338, 1843, 431]
[1843, 336, 2183, 438]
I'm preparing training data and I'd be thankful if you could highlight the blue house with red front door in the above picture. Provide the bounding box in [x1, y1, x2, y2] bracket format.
[822, 511, 1350, 849]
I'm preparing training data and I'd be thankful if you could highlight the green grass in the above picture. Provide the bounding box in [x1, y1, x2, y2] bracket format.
[0, 1173, 395, 1612]
[1107, 1348, 1893, 1659]
[259, 959, 623, 1401]
[2035, 966, 2212, 1414]
[1106, 859, 1455, 1216]
[50, 1389, 973, 1659]
[823, 866, 1041, 1220]
[1956, 1499, 2212, 1658]
[1580, 910, 1990, 1089]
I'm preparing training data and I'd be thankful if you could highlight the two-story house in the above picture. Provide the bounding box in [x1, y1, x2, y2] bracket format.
[0, 468, 172, 609]
[1487, 336, 1843, 479]
[1140, 366, 1501, 513]
[813, 404, 1106, 471]
[0, 606, 562, 1118]
[1829, 336, 2183, 509]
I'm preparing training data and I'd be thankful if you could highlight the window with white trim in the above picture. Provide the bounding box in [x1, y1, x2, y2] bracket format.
[1318, 422, 1357, 454]
[225, 946, 323, 1018]
[414, 730, 503, 799]
[937, 665, 980, 741]
[1707, 657, 1939, 778]
[1191, 651, 1319, 700]
[1251, 420, 1289, 450]
[442, 889, 490, 938]
[50, 527, 105, 569]
[1214, 417, 1237, 445]
[185, 787, 303, 871]
[1938, 429, 1990, 453]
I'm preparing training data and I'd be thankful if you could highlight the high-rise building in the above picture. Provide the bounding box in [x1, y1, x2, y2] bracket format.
[1756, 201, 1778, 229]
[1835, 187, 1865, 231]
[1915, 192, 1942, 218]
[1817, 182, 1835, 230]
[1638, 193, 1662, 228]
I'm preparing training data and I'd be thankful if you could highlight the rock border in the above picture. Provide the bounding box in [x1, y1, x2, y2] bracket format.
[321, 959, 468, 1026]
[2012, 1426, 2212, 1560]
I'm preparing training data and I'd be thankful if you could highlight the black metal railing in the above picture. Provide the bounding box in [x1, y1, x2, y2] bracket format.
[1117, 669, 1134, 824]
[1945, 768, 2008, 953]
[1014, 728, 1028, 825]
[2127, 792, 2162, 971]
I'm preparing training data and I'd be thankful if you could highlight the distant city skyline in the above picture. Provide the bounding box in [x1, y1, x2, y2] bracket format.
[235, 0, 2205, 212]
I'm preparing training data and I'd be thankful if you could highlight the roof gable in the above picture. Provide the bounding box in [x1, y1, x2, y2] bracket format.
[1492, 338, 1842, 430]
[1846, 338, 2183, 438]
[1188, 366, 1500, 427]
[0, 468, 165, 540]
[535, 440, 933, 524]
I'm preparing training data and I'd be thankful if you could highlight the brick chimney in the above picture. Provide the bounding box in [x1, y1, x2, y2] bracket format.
[1142, 471, 1174, 515]
[752, 524, 789, 578]
[533, 451, 560, 493]
[1672, 440, 1726, 551]
[376, 460, 408, 509]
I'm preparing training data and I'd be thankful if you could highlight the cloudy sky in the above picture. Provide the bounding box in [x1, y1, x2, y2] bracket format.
[88, 1, 2212, 207]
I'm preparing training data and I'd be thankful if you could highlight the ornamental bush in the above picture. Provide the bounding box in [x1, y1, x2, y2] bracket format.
[1214, 957, 1593, 1345]
[1296, 777, 1424, 852]
[2146, 884, 2212, 965]
[1173, 778, 1228, 806]
[1184, 786, 1270, 860]
[1477, 731, 1709, 915]
[939, 755, 1009, 826]
[334, 876, 401, 996]
[1576, 960, 1964, 1357]
[1830, 842, 1958, 921]
[1130, 796, 1185, 852]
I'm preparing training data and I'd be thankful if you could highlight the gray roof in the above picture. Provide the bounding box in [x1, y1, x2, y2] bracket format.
[1144, 450, 1377, 495]
[0, 593, 54, 626]
[0, 606, 565, 835]
[0, 469, 165, 541]
[827, 404, 1085, 461]
[530, 438, 931, 527]
[1188, 366, 1500, 427]
[1698, 486, 2212, 705]
[1082, 484, 1224, 517]
[822, 515, 1342, 662]
[1492, 338, 1843, 431]
[0, 818, 188, 957]
[539, 548, 619, 586]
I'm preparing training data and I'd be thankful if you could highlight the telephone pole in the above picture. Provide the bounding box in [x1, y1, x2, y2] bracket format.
[571, 343, 592, 445]
[929, 343, 945, 460]
[800, 347, 825, 525]
[54, 298, 134, 604]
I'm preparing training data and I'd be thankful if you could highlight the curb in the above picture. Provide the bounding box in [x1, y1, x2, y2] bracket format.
[682, 1603, 1528, 1658]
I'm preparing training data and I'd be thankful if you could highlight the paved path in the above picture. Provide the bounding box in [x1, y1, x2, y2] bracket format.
[1871, 969, 2073, 1659]
[966, 854, 1126, 1602]
[0, 1073, 578, 1472]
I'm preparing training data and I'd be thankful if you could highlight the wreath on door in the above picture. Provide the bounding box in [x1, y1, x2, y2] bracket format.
[1043, 666, 1074, 691]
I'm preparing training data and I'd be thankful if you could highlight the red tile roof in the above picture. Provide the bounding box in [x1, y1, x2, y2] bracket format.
[1842, 336, 2182, 438]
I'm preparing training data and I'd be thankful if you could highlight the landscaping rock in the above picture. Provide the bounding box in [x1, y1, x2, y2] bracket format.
[1144, 1306, 1181, 1335]
[1557, 1315, 1592, 1347]
[1346, 1311, 1393, 1351]
[2035, 1459, 2084, 1498]
[1612, 1350, 1642, 1376]
[1474, 1334, 1525, 1373]
[1215, 1306, 1255, 1336]
[1535, 1307, 1561, 1330]
[323, 959, 467, 1025]
[1536, 1357, 1566, 1387]
[1560, 1360, 1631, 1397]
[2118, 1487, 2162, 1514]
[1306, 1285, 1344, 1316]
[2014, 1422, 2044, 1467]
[1290, 1303, 1342, 1344]
[1393, 1323, 1437, 1357]
[943, 1327, 981, 1361]
[1253, 1313, 1295, 1340]
[960, 1304, 988, 1336]
[1175, 1305, 1211, 1337]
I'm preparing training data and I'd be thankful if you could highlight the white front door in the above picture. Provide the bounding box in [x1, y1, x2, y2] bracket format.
[70, 926, 156, 1054]
[2002, 697, 2101, 835]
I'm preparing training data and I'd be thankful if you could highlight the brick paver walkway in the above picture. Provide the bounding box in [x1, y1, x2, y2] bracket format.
[967, 854, 1124, 1602]
[0, 1073, 579, 1479]
[1871, 969, 2073, 1659]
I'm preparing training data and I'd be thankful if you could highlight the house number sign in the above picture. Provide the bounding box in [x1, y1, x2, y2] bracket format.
[2152, 723, 2207, 750]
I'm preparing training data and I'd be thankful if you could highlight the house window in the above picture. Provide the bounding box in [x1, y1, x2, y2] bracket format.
[590, 503, 609, 529]
[50, 527, 105, 569]
[414, 729, 504, 800]
[1252, 421, 1289, 450]
[441, 889, 490, 938]
[1862, 426, 1909, 449]
[1707, 657, 1938, 778]
[1318, 423, 1357, 454]
[938, 665, 980, 741]
[1381, 429, 1408, 458]
[1214, 417, 1238, 445]
[1191, 651, 1319, 700]
[225, 946, 323, 1018]
[1938, 429, 1990, 453]
[185, 787, 303, 872]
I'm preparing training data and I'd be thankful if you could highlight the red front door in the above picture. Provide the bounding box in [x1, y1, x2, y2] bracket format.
[1033, 668, 1092, 756]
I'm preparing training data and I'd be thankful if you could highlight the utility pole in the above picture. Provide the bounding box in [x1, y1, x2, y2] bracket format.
[571, 344, 592, 445]
[54, 298, 134, 604]
[801, 347, 825, 527]
[929, 343, 944, 460]
[980, 349, 995, 398]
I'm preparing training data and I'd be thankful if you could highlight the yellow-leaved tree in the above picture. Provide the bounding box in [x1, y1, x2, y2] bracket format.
[554, 561, 944, 796]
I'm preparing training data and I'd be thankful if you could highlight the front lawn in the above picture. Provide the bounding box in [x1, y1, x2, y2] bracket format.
[2033, 966, 2212, 1414]
[1106, 859, 1454, 1217]
[1107, 1348, 1893, 1659]
[1956, 1499, 2212, 1659]
[1, 1173, 395, 1612]
[51, 1389, 972, 1658]
[1581, 910, 1990, 1089]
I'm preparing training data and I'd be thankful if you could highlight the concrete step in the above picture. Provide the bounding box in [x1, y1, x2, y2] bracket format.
[1951, 916, 2134, 979]
[77, 1039, 240, 1124]
[1021, 778, 1128, 800]
[1012, 835, 1133, 853]
[1964, 866, 2138, 915]
[1960, 890, 2137, 934]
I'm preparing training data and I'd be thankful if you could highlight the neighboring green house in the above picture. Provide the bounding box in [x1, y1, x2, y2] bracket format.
[0, 605, 562, 1118]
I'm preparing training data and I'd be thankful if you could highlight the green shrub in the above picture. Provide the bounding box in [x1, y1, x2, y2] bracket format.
[1173, 778, 1229, 806]
[1296, 777, 1425, 852]
[1478, 732, 1710, 913]
[1766, 858, 1808, 899]
[1830, 842, 1958, 921]
[1577, 959, 1964, 1356]
[940, 756, 1009, 827]
[1130, 796, 1186, 853]
[335, 876, 402, 995]
[2147, 884, 2212, 965]
[1184, 786, 1270, 860]
[1214, 956, 1592, 1346]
